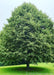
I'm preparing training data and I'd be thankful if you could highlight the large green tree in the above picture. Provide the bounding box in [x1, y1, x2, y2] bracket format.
[0, 3, 54, 68]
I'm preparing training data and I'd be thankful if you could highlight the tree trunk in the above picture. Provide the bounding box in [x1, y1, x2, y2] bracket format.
[27, 63, 29, 69]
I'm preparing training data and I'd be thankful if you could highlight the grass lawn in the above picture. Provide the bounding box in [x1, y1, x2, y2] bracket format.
[0, 63, 54, 75]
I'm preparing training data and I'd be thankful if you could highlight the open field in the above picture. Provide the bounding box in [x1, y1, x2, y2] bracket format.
[0, 63, 54, 75]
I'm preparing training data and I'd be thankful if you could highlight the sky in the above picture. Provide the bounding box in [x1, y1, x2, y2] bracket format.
[0, 0, 54, 31]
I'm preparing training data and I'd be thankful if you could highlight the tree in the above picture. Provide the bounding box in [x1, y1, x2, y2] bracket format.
[0, 3, 54, 68]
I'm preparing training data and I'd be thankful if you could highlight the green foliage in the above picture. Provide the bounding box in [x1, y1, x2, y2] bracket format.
[0, 3, 54, 66]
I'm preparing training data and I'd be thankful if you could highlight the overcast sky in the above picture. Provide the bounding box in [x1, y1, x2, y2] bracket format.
[0, 0, 54, 31]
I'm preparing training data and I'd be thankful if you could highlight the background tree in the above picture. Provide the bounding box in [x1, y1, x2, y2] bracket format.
[0, 3, 54, 68]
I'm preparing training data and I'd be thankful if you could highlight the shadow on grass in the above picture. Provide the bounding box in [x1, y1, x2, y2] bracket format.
[3, 66, 51, 73]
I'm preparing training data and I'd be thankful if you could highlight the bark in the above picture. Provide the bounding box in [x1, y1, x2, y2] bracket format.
[27, 63, 29, 69]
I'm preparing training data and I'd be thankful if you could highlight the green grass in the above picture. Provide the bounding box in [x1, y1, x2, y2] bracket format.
[0, 63, 54, 75]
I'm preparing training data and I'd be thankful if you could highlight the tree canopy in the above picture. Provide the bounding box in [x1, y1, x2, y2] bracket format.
[0, 3, 54, 68]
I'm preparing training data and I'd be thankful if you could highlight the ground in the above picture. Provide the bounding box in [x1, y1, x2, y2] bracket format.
[0, 63, 54, 75]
